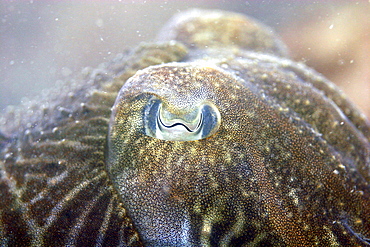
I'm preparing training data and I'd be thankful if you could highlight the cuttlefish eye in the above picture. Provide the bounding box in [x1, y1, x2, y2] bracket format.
[144, 97, 221, 141]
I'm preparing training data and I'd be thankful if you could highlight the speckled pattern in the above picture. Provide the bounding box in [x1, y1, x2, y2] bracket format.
[0, 9, 369, 247]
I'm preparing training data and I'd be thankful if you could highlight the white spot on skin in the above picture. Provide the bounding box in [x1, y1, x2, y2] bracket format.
[338, 164, 346, 170]
[4, 153, 13, 159]
[288, 189, 299, 206]
[202, 220, 212, 234]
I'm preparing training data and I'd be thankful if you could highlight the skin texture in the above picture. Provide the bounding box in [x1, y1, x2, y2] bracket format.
[0, 8, 369, 246]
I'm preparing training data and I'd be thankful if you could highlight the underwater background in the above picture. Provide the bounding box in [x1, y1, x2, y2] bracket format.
[1, 0, 369, 117]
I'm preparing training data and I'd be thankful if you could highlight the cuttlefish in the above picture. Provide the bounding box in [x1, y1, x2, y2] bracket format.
[0, 9, 369, 246]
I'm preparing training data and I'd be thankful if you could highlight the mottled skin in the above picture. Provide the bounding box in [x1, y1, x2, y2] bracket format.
[0, 9, 369, 247]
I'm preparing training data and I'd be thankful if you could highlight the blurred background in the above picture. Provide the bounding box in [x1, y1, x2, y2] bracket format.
[1, 0, 369, 117]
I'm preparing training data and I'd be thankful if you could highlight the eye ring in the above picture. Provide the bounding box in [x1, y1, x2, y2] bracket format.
[144, 97, 221, 141]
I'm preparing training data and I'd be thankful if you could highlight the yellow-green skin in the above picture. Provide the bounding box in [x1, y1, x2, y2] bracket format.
[0, 9, 369, 246]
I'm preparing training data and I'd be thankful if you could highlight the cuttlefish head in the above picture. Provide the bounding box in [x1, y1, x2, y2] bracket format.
[107, 63, 259, 246]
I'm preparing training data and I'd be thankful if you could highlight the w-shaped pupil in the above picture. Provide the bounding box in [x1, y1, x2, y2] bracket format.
[144, 98, 221, 141]
[157, 112, 203, 133]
